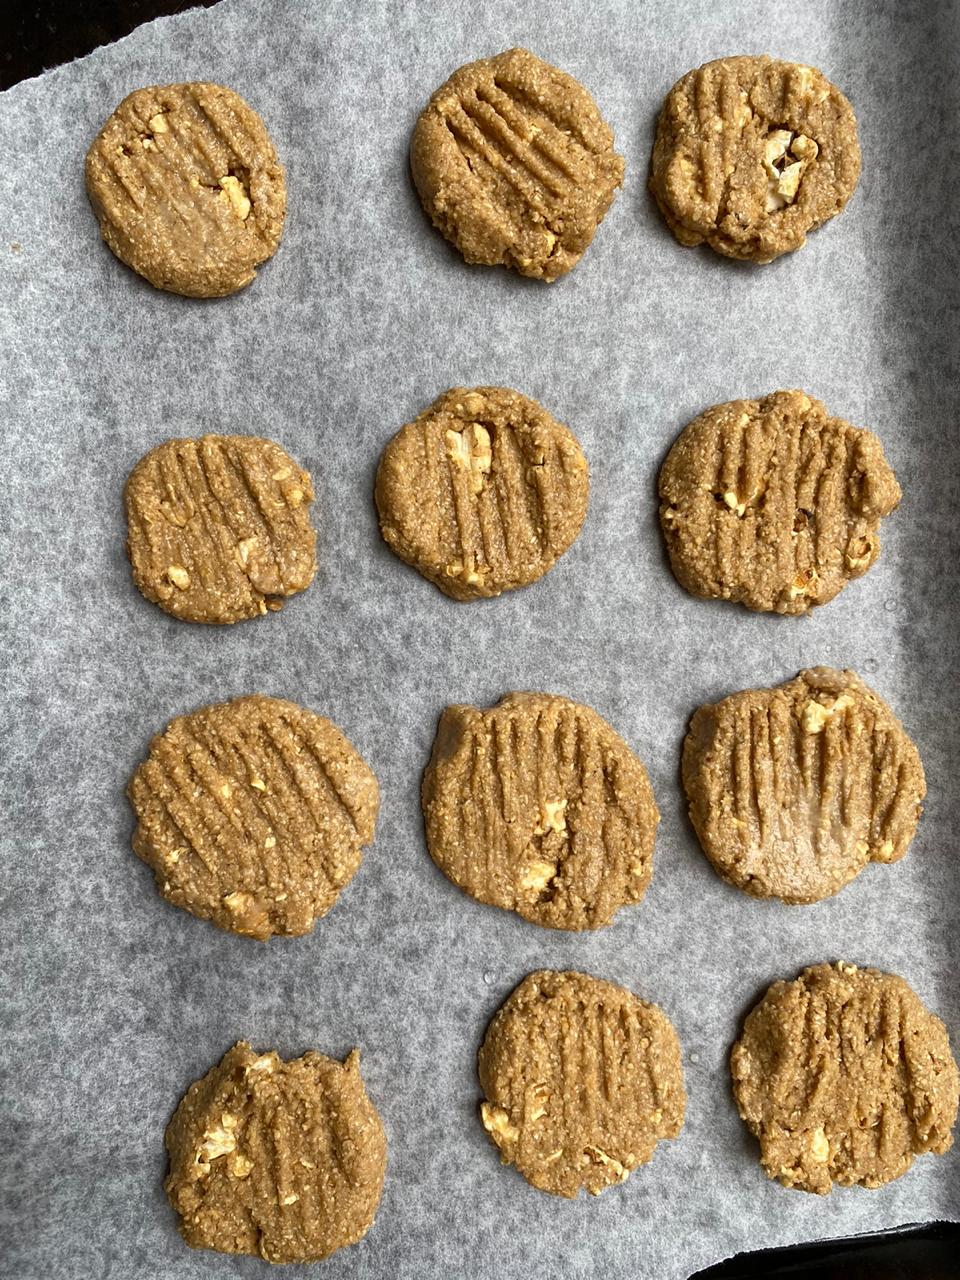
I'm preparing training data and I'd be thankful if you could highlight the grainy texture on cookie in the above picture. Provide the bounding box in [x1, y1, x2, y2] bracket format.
[649, 56, 860, 263]
[376, 387, 589, 600]
[683, 668, 925, 904]
[128, 695, 379, 940]
[86, 82, 285, 297]
[423, 693, 658, 930]
[731, 963, 959, 1194]
[165, 1041, 387, 1262]
[478, 971, 685, 1197]
[411, 47, 624, 281]
[126, 435, 317, 625]
[659, 390, 900, 614]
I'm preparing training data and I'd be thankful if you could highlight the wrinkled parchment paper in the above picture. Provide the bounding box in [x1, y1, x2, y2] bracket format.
[2, 2, 959, 1276]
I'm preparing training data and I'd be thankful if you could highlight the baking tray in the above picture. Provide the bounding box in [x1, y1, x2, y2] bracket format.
[2, 1, 958, 1277]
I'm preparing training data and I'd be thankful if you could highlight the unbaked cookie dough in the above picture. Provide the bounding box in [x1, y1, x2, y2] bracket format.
[376, 387, 589, 600]
[125, 435, 317, 625]
[682, 668, 925, 904]
[128, 695, 379, 939]
[165, 1041, 386, 1262]
[86, 82, 285, 296]
[731, 963, 959, 1193]
[422, 693, 658, 930]
[411, 47, 624, 280]
[659, 390, 900, 614]
[478, 970, 685, 1197]
[649, 56, 860, 263]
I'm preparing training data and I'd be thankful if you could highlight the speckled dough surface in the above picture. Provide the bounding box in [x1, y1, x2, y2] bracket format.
[125, 435, 317, 625]
[659, 390, 901, 614]
[478, 970, 685, 1197]
[649, 55, 860, 263]
[682, 668, 925, 904]
[731, 963, 959, 1194]
[422, 693, 659, 930]
[165, 1041, 387, 1263]
[85, 82, 285, 296]
[128, 695, 379, 940]
[411, 47, 624, 280]
[376, 387, 589, 600]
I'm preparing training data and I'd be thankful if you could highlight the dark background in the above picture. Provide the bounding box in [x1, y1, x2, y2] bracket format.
[3, 3, 957, 1278]
[2, 0, 217, 90]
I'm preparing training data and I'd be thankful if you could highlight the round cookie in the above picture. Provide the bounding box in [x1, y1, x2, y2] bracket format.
[126, 435, 317, 625]
[478, 970, 685, 1197]
[128, 695, 379, 940]
[411, 47, 624, 281]
[85, 82, 285, 297]
[659, 390, 900, 615]
[165, 1041, 387, 1262]
[682, 668, 925, 904]
[731, 963, 959, 1194]
[422, 693, 658, 930]
[376, 387, 589, 600]
[649, 56, 860, 263]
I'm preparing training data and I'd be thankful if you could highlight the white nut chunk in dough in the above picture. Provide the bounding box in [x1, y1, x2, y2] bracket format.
[583, 1144, 629, 1184]
[810, 1127, 830, 1162]
[481, 1102, 519, 1143]
[445, 423, 493, 495]
[763, 130, 817, 211]
[801, 692, 855, 733]
[219, 175, 252, 220]
[520, 858, 557, 893]
[197, 1113, 239, 1169]
[534, 799, 567, 835]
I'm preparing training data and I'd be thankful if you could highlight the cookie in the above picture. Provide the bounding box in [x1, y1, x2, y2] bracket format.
[422, 693, 658, 930]
[128, 695, 379, 940]
[86, 83, 285, 296]
[125, 435, 317, 625]
[165, 1041, 386, 1262]
[376, 387, 589, 600]
[649, 56, 860, 263]
[731, 963, 959, 1194]
[682, 668, 925, 904]
[411, 47, 624, 281]
[478, 971, 685, 1197]
[659, 390, 900, 614]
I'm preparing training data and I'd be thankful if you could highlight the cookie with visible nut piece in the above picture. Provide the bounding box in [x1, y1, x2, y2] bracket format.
[658, 390, 900, 614]
[128, 695, 379, 940]
[731, 963, 959, 1193]
[411, 47, 624, 280]
[649, 56, 860, 263]
[165, 1041, 386, 1262]
[478, 971, 685, 1197]
[422, 693, 658, 930]
[85, 82, 285, 297]
[682, 668, 925, 904]
[375, 387, 589, 600]
[125, 435, 317, 625]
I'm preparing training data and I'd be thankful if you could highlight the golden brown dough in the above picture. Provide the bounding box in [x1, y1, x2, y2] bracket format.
[86, 82, 285, 296]
[128, 696, 379, 940]
[659, 391, 900, 615]
[682, 668, 925, 904]
[411, 47, 623, 280]
[732, 963, 959, 1193]
[165, 1042, 386, 1261]
[478, 970, 685, 1196]
[650, 56, 860, 263]
[423, 693, 658, 930]
[125, 435, 316, 625]
[376, 387, 589, 600]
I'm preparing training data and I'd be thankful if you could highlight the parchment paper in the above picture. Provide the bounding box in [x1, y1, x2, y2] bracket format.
[2, 2, 959, 1277]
